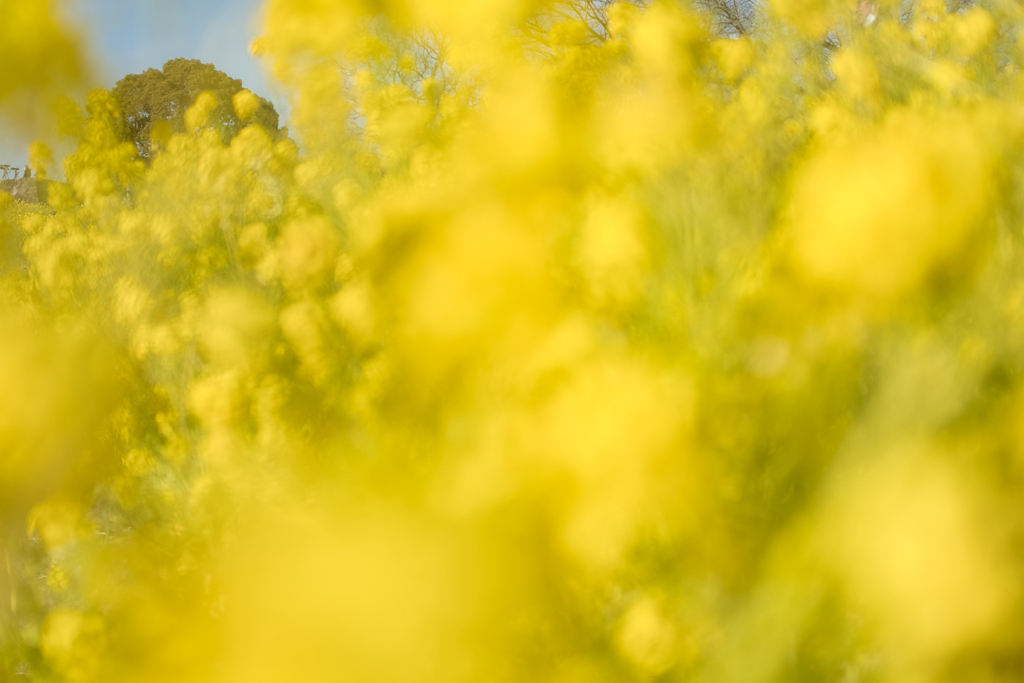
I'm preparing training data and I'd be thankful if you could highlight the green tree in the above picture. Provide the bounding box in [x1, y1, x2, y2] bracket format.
[112, 58, 280, 158]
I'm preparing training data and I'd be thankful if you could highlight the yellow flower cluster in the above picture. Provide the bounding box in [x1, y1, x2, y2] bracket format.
[3, 0, 1024, 681]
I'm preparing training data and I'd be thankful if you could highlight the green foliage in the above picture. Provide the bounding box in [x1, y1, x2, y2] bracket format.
[111, 58, 281, 158]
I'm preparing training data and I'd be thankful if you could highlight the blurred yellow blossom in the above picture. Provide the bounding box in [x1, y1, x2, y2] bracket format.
[3, 0, 1024, 682]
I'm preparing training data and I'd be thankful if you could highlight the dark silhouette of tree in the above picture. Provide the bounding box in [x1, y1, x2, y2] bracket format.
[112, 58, 280, 159]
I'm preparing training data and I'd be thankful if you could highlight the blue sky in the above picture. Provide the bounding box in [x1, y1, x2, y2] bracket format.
[1, 0, 283, 166]
[68, 0, 280, 102]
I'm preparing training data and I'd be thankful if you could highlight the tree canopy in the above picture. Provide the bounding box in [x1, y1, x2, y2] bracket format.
[112, 58, 280, 158]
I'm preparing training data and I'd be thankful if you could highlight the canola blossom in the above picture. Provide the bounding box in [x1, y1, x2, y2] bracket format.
[3, 0, 1024, 681]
